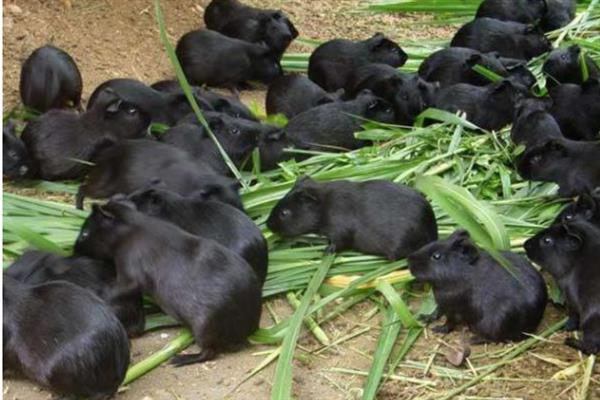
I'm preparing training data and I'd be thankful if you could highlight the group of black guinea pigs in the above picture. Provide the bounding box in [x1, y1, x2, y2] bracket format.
[3, 0, 600, 398]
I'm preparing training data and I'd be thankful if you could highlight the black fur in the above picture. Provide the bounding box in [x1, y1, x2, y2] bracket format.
[19, 45, 82, 112]
[541, 0, 576, 31]
[525, 220, 600, 354]
[21, 89, 151, 181]
[475, 0, 548, 24]
[255, 128, 294, 171]
[73, 200, 262, 364]
[549, 80, 600, 141]
[451, 18, 552, 60]
[3, 276, 130, 398]
[76, 139, 243, 210]
[129, 188, 268, 284]
[516, 138, 600, 196]
[409, 230, 548, 343]
[267, 176, 438, 259]
[3, 120, 33, 180]
[544, 45, 600, 87]
[308, 33, 408, 91]
[175, 29, 282, 90]
[511, 97, 563, 147]
[555, 190, 600, 226]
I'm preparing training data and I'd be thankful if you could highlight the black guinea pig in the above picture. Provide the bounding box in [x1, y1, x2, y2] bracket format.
[176, 29, 282, 90]
[549, 79, 600, 141]
[21, 89, 151, 181]
[511, 97, 563, 147]
[308, 33, 408, 92]
[344, 65, 438, 125]
[419, 47, 536, 88]
[5, 250, 115, 301]
[267, 176, 438, 260]
[541, 0, 576, 31]
[409, 230, 548, 343]
[284, 90, 396, 152]
[433, 78, 526, 131]
[74, 200, 262, 364]
[516, 138, 600, 197]
[475, 0, 548, 24]
[19, 45, 82, 112]
[129, 188, 268, 284]
[544, 45, 600, 87]
[255, 128, 294, 171]
[451, 18, 552, 60]
[76, 139, 243, 210]
[3, 275, 130, 398]
[266, 74, 343, 118]
[3, 120, 33, 180]
[555, 190, 600, 227]
[525, 220, 600, 354]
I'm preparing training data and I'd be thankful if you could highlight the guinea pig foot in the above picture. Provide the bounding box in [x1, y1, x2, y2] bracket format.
[325, 243, 338, 254]
[432, 323, 453, 334]
[419, 309, 441, 324]
[170, 348, 217, 367]
[469, 335, 490, 345]
[562, 315, 580, 332]
[565, 338, 599, 355]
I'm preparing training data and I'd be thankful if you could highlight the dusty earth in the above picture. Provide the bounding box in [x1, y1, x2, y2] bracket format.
[2, 1, 600, 399]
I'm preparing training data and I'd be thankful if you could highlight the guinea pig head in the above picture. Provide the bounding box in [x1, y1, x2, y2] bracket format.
[516, 139, 569, 181]
[366, 33, 408, 67]
[266, 176, 322, 237]
[89, 88, 151, 139]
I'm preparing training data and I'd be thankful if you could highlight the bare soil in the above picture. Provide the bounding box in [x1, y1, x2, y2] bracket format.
[3, 1, 599, 399]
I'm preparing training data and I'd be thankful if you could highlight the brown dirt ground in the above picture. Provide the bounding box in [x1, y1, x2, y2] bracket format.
[2, 1, 599, 399]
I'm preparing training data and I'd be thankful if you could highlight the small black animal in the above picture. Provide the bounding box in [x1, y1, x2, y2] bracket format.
[3, 120, 33, 180]
[19, 45, 82, 112]
[308, 33, 408, 91]
[525, 220, 600, 354]
[267, 176, 438, 259]
[129, 188, 268, 284]
[433, 78, 525, 131]
[544, 45, 600, 86]
[409, 230, 548, 343]
[3, 275, 130, 398]
[266, 74, 343, 118]
[555, 190, 600, 226]
[255, 128, 294, 171]
[74, 200, 262, 364]
[176, 29, 282, 90]
[511, 97, 563, 147]
[451, 18, 552, 60]
[21, 89, 150, 181]
[284, 90, 395, 152]
[475, 0, 548, 24]
[517, 138, 600, 196]
[549, 79, 600, 141]
[541, 0, 576, 31]
[6, 250, 115, 301]
[344, 65, 438, 124]
[77, 139, 243, 210]
[419, 47, 536, 88]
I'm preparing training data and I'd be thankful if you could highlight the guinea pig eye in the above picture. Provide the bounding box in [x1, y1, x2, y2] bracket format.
[560, 54, 569, 61]
[431, 252, 442, 261]
[230, 127, 241, 135]
[280, 208, 291, 219]
[367, 101, 378, 110]
[126, 107, 138, 115]
[80, 230, 89, 240]
[542, 236, 554, 246]
[563, 213, 574, 221]
[530, 154, 543, 165]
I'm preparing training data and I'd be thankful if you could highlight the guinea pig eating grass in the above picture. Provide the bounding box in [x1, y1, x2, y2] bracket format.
[267, 176, 438, 259]
[409, 230, 548, 343]
[3, 275, 130, 399]
[73, 199, 262, 364]
[525, 220, 600, 354]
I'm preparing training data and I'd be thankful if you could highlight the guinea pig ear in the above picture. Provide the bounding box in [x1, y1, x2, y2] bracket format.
[208, 114, 226, 130]
[93, 204, 116, 220]
[568, 45, 581, 56]
[577, 192, 598, 217]
[316, 95, 334, 106]
[465, 53, 483, 67]
[264, 129, 285, 141]
[285, 18, 299, 38]
[563, 225, 584, 251]
[105, 99, 123, 114]
[544, 139, 568, 157]
[451, 238, 480, 264]
[212, 99, 230, 113]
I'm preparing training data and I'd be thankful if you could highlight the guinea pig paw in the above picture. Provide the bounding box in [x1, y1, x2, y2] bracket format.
[562, 316, 580, 332]
[325, 243, 338, 254]
[418, 310, 441, 324]
[170, 348, 216, 367]
[564, 337, 595, 354]
[432, 323, 453, 334]
[469, 335, 489, 346]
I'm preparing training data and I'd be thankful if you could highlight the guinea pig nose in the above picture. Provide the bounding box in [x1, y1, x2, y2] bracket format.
[18, 165, 28, 176]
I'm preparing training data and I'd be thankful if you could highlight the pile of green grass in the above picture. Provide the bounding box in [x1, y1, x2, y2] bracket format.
[3, 0, 599, 398]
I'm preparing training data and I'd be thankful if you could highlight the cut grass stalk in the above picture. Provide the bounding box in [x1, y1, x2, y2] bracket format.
[286, 292, 331, 346]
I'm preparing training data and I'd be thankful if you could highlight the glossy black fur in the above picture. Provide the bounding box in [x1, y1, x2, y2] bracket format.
[130, 188, 268, 284]
[543, 46, 600, 87]
[19, 45, 82, 112]
[3, 120, 33, 180]
[549, 80, 600, 141]
[433, 79, 526, 131]
[3, 276, 130, 398]
[555, 190, 600, 227]
[525, 220, 600, 354]
[267, 176, 438, 259]
[409, 230, 548, 343]
[451, 18, 552, 60]
[255, 128, 294, 171]
[21, 90, 151, 180]
[517, 138, 600, 196]
[308, 33, 408, 91]
[541, 0, 576, 31]
[6, 250, 115, 301]
[475, 0, 547, 24]
[73, 200, 262, 364]
[511, 97, 563, 147]
[175, 29, 282, 89]
[266, 74, 343, 118]
[76, 139, 243, 210]
[284, 91, 395, 152]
